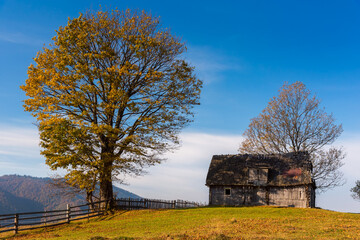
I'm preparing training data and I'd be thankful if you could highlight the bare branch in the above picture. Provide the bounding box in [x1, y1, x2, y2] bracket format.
[239, 82, 345, 192]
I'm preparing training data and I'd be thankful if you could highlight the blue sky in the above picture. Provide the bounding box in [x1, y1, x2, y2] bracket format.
[1, 0, 360, 212]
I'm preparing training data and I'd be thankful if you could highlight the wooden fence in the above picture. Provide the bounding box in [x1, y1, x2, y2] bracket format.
[0, 200, 105, 234]
[0, 198, 201, 234]
[115, 198, 201, 210]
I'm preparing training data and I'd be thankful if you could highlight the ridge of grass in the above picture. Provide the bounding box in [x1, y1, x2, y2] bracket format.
[1, 206, 360, 239]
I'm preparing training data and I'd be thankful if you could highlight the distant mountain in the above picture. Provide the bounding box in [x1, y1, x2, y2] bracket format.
[0, 175, 140, 214]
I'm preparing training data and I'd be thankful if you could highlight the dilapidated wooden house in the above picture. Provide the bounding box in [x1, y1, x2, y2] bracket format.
[205, 152, 316, 208]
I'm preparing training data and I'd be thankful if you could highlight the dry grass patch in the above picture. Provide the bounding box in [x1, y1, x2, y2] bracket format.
[1, 207, 359, 239]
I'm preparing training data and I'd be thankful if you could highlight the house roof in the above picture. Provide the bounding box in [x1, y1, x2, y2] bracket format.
[205, 152, 313, 187]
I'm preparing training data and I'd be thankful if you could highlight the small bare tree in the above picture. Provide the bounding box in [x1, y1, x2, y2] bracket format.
[239, 81, 345, 192]
[351, 180, 360, 200]
[49, 172, 99, 210]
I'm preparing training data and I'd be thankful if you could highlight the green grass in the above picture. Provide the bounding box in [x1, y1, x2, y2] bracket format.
[1, 206, 360, 239]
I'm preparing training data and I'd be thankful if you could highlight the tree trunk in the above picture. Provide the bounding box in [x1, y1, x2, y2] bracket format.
[99, 161, 114, 210]
[86, 191, 95, 210]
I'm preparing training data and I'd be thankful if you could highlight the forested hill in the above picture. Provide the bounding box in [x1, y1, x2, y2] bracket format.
[0, 175, 140, 214]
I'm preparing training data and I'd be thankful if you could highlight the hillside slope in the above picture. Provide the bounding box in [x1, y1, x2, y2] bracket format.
[1, 207, 360, 239]
[0, 188, 44, 213]
[0, 175, 140, 214]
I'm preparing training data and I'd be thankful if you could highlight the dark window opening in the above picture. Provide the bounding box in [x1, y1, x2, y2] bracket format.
[225, 188, 231, 196]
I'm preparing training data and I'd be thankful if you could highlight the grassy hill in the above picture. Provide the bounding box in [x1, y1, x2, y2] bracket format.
[2, 206, 360, 239]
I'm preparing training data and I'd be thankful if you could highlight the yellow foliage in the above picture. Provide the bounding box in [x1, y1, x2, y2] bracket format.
[21, 8, 202, 201]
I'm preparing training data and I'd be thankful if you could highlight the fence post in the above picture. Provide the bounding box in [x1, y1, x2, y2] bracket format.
[44, 210, 47, 227]
[87, 204, 90, 222]
[14, 214, 18, 234]
[66, 204, 70, 224]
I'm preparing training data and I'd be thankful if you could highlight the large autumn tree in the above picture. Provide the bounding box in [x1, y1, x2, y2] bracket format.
[21, 9, 202, 206]
[239, 82, 345, 191]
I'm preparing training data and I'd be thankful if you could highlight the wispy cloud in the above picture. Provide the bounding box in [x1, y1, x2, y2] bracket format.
[0, 124, 49, 176]
[314, 137, 360, 212]
[1, 123, 360, 212]
[122, 132, 244, 202]
[123, 132, 360, 213]
[0, 126, 39, 156]
[0, 31, 44, 46]
[185, 45, 245, 84]
[336, 138, 360, 179]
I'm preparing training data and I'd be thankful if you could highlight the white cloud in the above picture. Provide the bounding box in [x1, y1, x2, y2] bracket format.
[122, 133, 360, 213]
[121, 132, 244, 202]
[0, 160, 51, 176]
[316, 137, 360, 212]
[185, 45, 244, 84]
[1, 123, 359, 212]
[0, 125, 40, 158]
[0, 124, 51, 177]
[336, 138, 360, 179]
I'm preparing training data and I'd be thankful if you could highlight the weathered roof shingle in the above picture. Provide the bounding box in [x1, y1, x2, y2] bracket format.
[206, 152, 313, 186]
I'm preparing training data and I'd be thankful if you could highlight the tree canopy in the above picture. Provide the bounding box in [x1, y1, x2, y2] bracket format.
[239, 82, 345, 191]
[21, 9, 202, 205]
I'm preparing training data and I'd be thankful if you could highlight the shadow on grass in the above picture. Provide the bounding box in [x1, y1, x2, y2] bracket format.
[164, 233, 231, 240]
[89, 237, 135, 240]
[95, 210, 129, 221]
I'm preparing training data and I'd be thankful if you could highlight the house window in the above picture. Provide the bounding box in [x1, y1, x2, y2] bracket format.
[224, 188, 231, 196]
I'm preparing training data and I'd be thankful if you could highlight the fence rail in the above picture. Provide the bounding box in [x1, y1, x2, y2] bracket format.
[0, 200, 105, 234]
[0, 198, 201, 234]
[115, 198, 200, 210]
